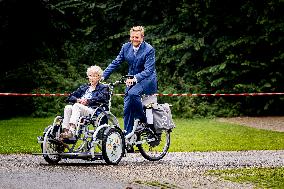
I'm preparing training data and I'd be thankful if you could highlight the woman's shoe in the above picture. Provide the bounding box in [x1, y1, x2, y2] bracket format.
[60, 129, 75, 139]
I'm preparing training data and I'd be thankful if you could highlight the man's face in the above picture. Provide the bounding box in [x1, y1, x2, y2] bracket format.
[130, 31, 143, 47]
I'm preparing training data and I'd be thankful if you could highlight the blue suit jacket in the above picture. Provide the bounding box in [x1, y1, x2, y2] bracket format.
[103, 41, 157, 94]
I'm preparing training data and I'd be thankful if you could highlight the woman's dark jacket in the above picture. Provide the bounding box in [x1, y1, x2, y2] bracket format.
[67, 83, 109, 108]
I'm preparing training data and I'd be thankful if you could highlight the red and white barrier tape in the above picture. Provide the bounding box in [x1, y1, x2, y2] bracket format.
[156, 93, 284, 96]
[1, 92, 284, 97]
[0, 93, 69, 96]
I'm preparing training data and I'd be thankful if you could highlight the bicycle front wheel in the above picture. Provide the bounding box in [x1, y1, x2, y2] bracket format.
[102, 127, 125, 165]
[137, 129, 170, 161]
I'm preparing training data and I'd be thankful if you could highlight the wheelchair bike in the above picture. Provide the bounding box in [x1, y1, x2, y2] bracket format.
[36, 76, 172, 165]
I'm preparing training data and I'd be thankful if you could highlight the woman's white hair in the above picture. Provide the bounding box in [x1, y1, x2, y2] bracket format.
[86, 65, 103, 77]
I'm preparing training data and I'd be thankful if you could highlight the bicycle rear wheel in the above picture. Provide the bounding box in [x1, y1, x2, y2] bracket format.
[137, 129, 170, 161]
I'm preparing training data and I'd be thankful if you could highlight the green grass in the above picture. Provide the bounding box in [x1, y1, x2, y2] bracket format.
[170, 118, 284, 152]
[134, 180, 181, 189]
[0, 117, 53, 154]
[208, 167, 284, 189]
[1, 117, 284, 154]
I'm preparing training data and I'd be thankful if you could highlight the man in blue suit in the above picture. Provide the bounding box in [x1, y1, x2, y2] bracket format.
[102, 26, 158, 135]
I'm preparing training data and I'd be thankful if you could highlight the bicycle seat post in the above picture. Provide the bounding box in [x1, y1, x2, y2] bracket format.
[145, 108, 154, 125]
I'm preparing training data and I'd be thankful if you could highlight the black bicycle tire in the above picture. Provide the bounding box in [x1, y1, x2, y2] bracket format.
[137, 129, 170, 161]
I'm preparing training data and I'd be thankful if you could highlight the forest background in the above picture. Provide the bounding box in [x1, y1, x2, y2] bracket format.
[0, 0, 283, 119]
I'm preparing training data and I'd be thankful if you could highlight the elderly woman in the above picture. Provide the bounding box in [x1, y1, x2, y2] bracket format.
[61, 65, 109, 138]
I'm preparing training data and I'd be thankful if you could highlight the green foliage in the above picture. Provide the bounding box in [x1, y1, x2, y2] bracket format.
[1, 0, 284, 117]
[155, 0, 284, 117]
[31, 96, 65, 117]
[108, 96, 124, 118]
[28, 58, 87, 117]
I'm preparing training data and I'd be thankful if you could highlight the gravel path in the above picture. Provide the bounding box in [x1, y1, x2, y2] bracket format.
[217, 116, 284, 132]
[1, 150, 284, 189]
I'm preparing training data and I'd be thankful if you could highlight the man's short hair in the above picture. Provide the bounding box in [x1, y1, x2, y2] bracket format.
[130, 26, 144, 37]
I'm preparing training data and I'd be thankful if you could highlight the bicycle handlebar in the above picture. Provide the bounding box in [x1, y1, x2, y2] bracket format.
[109, 75, 135, 87]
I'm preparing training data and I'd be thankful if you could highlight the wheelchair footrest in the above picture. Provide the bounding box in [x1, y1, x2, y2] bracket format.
[62, 137, 77, 144]
[60, 152, 103, 161]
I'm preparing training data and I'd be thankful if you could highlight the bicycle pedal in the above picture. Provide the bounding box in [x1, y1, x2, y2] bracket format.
[37, 136, 43, 142]
[126, 146, 134, 153]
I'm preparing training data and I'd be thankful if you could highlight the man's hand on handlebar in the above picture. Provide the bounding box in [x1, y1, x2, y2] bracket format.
[125, 78, 136, 87]
[105, 75, 137, 87]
